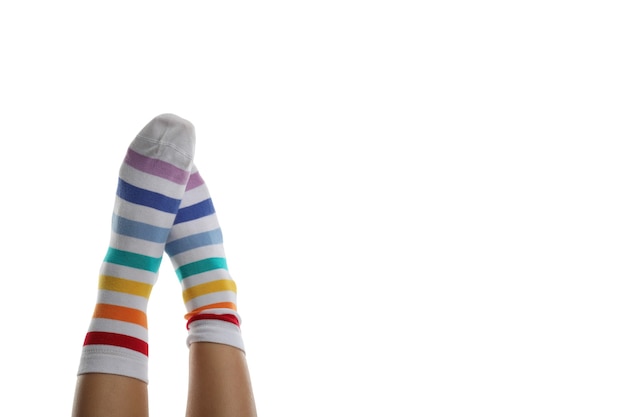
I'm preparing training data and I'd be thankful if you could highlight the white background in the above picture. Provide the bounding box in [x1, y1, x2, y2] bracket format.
[1, 1, 625, 416]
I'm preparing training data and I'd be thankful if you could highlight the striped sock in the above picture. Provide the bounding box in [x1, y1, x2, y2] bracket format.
[165, 165, 244, 351]
[77, 114, 195, 383]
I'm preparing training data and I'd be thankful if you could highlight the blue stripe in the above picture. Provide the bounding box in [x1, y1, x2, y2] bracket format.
[117, 178, 181, 214]
[165, 229, 223, 256]
[112, 214, 171, 243]
[173, 198, 215, 224]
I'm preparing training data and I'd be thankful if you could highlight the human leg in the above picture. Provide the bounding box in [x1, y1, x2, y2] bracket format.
[72, 374, 149, 417]
[186, 343, 257, 417]
[165, 166, 257, 417]
[72, 114, 195, 417]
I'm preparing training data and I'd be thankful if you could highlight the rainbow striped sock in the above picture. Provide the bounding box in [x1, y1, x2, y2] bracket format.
[77, 114, 195, 383]
[165, 166, 245, 351]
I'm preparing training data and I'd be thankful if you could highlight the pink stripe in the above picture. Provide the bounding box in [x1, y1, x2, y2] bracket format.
[186, 171, 205, 191]
[124, 148, 189, 185]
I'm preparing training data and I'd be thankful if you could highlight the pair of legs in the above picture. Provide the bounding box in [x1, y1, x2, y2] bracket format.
[71, 114, 256, 417]
[72, 344, 255, 417]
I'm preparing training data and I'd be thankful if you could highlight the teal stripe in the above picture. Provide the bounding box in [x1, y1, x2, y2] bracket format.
[104, 247, 162, 272]
[176, 257, 228, 281]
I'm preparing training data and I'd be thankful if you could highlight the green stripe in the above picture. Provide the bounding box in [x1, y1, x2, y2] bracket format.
[176, 257, 228, 281]
[104, 247, 162, 272]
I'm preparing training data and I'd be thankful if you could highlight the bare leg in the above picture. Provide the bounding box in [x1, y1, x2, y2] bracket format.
[186, 343, 257, 417]
[72, 374, 148, 417]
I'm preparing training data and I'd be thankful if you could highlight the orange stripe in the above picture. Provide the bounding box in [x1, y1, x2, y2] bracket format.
[93, 303, 148, 328]
[184, 302, 238, 320]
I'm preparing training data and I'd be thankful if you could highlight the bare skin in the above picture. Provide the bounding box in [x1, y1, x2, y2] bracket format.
[72, 373, 149, 417]
[186, 343, 257, 417]
[71, 343, 257, 417]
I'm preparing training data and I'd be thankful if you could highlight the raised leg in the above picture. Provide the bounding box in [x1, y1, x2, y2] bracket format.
[72, 114, 195, 417]
[166, 166, 257, 417]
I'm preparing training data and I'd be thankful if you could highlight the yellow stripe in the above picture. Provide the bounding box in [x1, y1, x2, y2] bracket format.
[98, 275, 153, 298]
[182, 279, 237, 303]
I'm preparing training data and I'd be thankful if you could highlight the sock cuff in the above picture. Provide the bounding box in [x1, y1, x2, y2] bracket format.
[77, 345, 149, 383]
[186, 319, 245, 352]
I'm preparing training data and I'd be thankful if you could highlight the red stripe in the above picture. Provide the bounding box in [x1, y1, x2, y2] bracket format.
[186, 313, 240, 330]
[84, 331, 149, 356]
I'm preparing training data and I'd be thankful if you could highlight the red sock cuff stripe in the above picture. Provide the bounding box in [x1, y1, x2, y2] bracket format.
[186, 313, 240, 330]
[84, 331, 149, 356]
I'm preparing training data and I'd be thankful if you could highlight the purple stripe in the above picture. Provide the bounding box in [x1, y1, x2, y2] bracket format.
[124, 148, 189, 185]
[186, 171, 205, 191]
